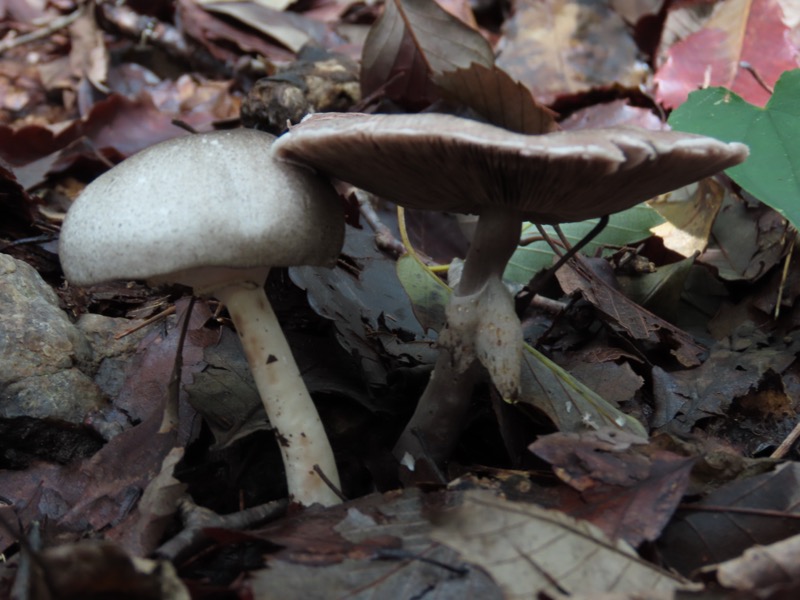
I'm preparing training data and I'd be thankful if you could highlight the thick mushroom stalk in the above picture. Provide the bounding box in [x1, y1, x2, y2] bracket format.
[394, 208, 523, 465]
[271, 112, 750, 469]
[214, 277, 341, 506]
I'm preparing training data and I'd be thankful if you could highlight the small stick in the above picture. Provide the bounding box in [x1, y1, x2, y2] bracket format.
[114, 304, 176, 339]
[313, 464, 347, 502]
[0, 7, 84, 53]
[355, 190, 406, 257]
[739, 61, 774, 95]
[772, 418, 800, 460]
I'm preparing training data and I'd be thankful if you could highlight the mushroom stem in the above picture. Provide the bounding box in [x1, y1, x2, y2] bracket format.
[457, 208, 522, 296]
[394, 208, 523, 467]
[214, 279, 342, 507]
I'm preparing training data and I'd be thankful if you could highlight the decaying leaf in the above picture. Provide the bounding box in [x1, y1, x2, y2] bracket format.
[497, 0, 648, 105]
[658, 462, 800, 575]
[247, 489, 503, 598]
[713, 531, 800, 592]
[556, 256, 707, 367]
[652, 332, 800, 436]
[530, 429, 694, 546]
[291, 224, 438, 389]
[431, 491, 695, 598]
[649, 179, 726, 257]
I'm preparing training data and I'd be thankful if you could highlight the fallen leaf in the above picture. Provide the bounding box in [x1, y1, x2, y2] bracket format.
[651, 334, 800, 434]
[530, 429, 694, 546]
[655, 0, 799, 108]
[360, 0, 492, 108]
[713, 531, 800, 592]
[431, 491, 695, 598]
[556, 256, 707, 367]
[247, 489, 503, 599]
[433, 63, 559, 134]
[658, 462, 800, 575]
[497, 0, 648, 105]
[649, 178, 726, 257]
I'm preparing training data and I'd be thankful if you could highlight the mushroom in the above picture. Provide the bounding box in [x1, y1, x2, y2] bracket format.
[272, 112, 749, 467]
[59, 128, 345, 506]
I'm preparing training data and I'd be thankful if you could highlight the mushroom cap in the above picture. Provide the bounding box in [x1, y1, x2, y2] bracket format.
[60, 128, 344, 287]
[272, 112, 748, 223]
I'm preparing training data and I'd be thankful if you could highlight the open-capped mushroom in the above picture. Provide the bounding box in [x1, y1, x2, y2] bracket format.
[60, 128, 345, 506]
[272, 112, 749, 467]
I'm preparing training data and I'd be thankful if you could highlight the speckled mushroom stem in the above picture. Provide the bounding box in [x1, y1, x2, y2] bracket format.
[393, 208, 523, 468]
[214, 279, 342, 507]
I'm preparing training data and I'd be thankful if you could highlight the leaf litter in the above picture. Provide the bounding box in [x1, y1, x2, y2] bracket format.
[2, 0, 800, 597]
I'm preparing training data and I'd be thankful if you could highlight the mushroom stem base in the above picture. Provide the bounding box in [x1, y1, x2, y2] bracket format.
[393, 209, 523, 468]
[215, 279, 342, 507]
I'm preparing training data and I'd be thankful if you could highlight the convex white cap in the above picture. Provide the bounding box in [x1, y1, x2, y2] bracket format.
[60, 128, 344, 292]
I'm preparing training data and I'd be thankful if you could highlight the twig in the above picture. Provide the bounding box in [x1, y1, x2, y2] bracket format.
[774, 234, 795, 319]
[0, 6, 84, 54]
[772, 418, 800, 460]
[739, 61, 774, 95]
[155, 496, 287, 562]
[114, 304, 176, 340]
[313, 464, 347, 502]
[355, 190, 406, 258]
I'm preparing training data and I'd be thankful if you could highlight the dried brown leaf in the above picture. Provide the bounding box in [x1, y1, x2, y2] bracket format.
[658, 462, 800, 575]
[433, 63, 559, 134]
[431, 491, 694, 598]
[360, 0, 492, 108]
[556, 257, 707, 367]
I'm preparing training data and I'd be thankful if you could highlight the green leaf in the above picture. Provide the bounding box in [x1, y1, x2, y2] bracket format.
[395, 254, 449, 333]
[669, 68, 800, 229]
[504, 204, 665, 285]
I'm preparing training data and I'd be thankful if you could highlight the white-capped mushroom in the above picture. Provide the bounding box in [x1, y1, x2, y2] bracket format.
[59, 128, 345, 506]
[272, 112, 749, 466]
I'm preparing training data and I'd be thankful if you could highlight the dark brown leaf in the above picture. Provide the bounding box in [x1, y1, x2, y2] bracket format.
[556, 256, 707, 367]
[360, 0, 492, 108]
[433, 63, 559, 134]
[530, 429, 694, 546]
[658, 462, 800, 576]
